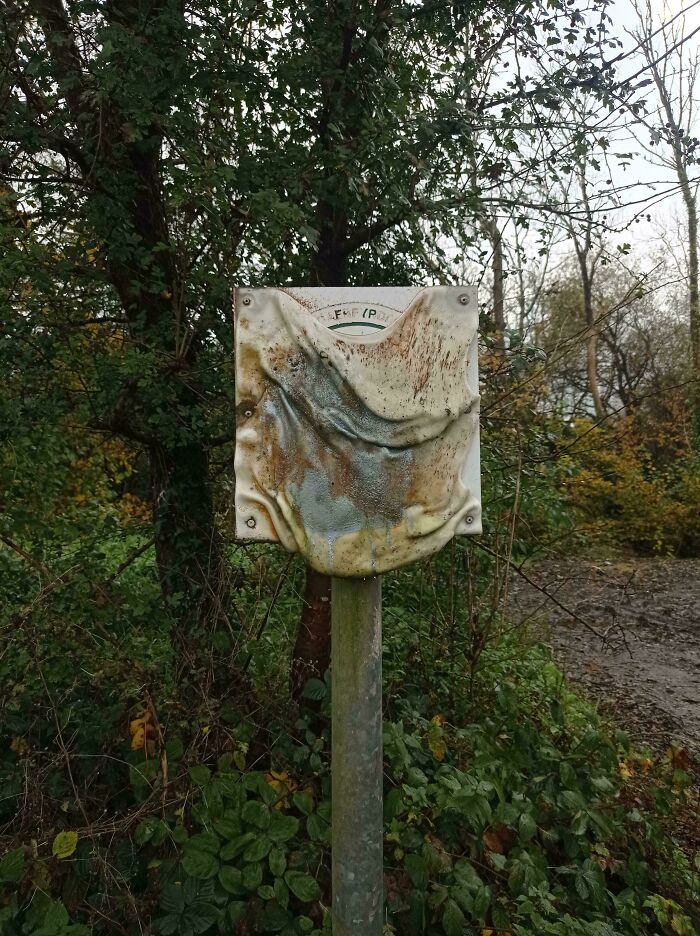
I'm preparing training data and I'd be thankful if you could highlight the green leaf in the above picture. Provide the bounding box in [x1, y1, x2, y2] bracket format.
[160, 883, 185, 915]
[442, 898, 465, 936]
[242, 861, 263, 891]
[269, 847, 287, 877]
[299, 225, 320, 248]
[306, 814, 325, 841]
[182, 847, 219, 880]
[274, 876, 289, 908]
[242, 799, 270, 830]
[293, 792, 314, 816]
[261, 900, 292, 932]
[218, 866, 245, 895]
[284, 870, 321, 903]
[172, 825, 189, 845]
[409, 889, 426, 933]
[0, 847, 24, 883]
[135, 817, 167, 847]
[269, 813, 299, 842]
[212, 817, 241, 840]
[188, 765, 211, 787]
[405, 854, 428, 890]
[52, 831, 78, 859]
[302, 678, 327, 701]
[384, 788, 404, 822]
[153, 913, 181, 936]
[185, 902, 218, 933]
[220, 832, 256, 861]
[189, 832, 220, 854]
[519, 811, 537, 843]
[243, 834, 272, 862]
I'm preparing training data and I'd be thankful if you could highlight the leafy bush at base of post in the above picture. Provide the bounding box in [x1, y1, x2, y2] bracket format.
[0, 616, 697, 935]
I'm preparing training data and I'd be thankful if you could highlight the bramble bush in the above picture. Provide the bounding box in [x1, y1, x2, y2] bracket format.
[1, 539, 698, 936]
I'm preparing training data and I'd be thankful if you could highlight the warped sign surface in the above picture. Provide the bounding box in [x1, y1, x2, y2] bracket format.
[234, 286, 480, 577]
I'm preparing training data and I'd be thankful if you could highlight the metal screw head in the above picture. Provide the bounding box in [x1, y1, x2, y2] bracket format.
[458, 293, 469, 306]
[242, 296, 252, 306]
[246, 517, 256, 528]
[466, 515, 474, 524]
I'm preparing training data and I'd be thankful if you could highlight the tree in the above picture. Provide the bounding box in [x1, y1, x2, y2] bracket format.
[1, 0, 283, 628]
[1, 0, 625, 659]
[267, 0, 628, 694]
[568, 161, 607, 420]
[631, 0, 700, 435]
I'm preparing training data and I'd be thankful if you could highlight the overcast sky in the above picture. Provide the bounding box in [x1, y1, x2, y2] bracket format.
[604, 0, 700, 252]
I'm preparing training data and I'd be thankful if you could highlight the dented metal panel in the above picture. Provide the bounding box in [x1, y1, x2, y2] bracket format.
[233, 286, 480, 577]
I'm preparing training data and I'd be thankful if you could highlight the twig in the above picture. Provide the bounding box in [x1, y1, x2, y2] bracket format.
[104, 538, 155, 585]
[242, 555, 294, 672]
[0, 532, 53, 583]
[475, 542, 609, 643]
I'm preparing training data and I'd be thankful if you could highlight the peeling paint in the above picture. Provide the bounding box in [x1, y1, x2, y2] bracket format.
[234, 286, 480, 577]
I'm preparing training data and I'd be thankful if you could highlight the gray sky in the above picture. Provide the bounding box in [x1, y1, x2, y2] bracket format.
[606, 0, 700, 250]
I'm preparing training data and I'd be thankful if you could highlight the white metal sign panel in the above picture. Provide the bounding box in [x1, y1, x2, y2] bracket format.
[234, 286, 481, 577]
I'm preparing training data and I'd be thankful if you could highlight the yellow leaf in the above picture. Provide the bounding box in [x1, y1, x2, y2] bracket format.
[10, 736, 28, 755]
[129, 718, 144, 737]
[619, 761, 633, 780]
[427, 720, 447, 761]
[428, 735, 447, 761]
[233, 750, 246, 770]
[265, 769, 298, 808]
[52, 831, 78, 859]
[129, 706, 157, 753]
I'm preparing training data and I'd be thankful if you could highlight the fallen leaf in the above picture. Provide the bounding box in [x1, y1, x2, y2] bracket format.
[10, 736, 28, 755]
[52, 831, 78, 859]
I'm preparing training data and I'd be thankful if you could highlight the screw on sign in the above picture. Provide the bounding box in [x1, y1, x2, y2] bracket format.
[233, 286, 481, 934]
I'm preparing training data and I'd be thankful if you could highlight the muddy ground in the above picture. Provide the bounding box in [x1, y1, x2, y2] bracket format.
[506, 559, 700, 759]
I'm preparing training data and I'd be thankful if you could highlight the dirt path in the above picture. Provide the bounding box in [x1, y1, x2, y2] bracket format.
[506, 559, 700, 758]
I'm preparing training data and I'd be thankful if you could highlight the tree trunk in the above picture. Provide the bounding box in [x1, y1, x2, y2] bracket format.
[482, 216, 505, 355]
[683, 193, 700, 436]
[30, 1, 229, 630]
[290, 239, 347, 700]
[586, 330, 604, 421]
[644, 38, 700, 436]
[150, 437, 227, 628]
[291, 569, 333, 699]
[578, 260, 605, 420]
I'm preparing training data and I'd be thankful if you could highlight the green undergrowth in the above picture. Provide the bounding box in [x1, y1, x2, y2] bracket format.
[0, 543, 698, 935]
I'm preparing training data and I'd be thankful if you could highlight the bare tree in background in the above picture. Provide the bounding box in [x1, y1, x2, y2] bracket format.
[632, 0, 700, 432]
[566, 161, 607, 420]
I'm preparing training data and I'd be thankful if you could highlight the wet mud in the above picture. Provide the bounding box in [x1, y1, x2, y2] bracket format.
[506, 559, 700, 758]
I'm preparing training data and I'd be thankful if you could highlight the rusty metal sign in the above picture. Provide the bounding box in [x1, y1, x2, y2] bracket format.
[233, 286, 480, 577]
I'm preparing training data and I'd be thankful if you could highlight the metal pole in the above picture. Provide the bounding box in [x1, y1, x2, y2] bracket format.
[331, 575, 383, 936]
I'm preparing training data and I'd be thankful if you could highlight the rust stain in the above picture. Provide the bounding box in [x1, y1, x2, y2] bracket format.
[234, 287, 480, 577]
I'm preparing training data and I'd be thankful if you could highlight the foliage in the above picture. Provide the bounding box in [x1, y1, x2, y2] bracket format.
[1, 541, 698, 935]
[559, 421, 700, 556]
[0, 0, 634, 629]
[1, 2, 700, 935]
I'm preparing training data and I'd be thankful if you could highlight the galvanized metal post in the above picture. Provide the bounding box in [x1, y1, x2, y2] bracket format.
[331, 575, 383, 936]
